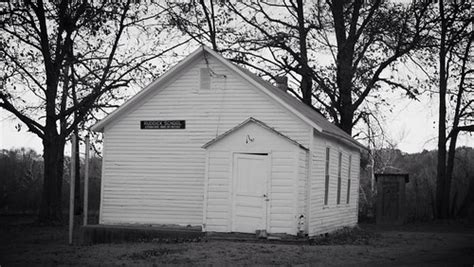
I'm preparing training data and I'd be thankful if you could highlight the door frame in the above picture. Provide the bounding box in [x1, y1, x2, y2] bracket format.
[230, 152, 271, 233]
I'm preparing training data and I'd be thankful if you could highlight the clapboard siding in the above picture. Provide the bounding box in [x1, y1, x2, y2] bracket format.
[297, 148, 308, 232]
[101, 54, 310, 226]
[205, 151, 230, 232]
[204, 122, 300, 235]
[308, 134, 360, 235]
[269, 151, 297, 234]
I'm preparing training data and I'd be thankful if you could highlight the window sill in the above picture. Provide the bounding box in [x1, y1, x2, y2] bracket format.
[332, 204, 351, 208]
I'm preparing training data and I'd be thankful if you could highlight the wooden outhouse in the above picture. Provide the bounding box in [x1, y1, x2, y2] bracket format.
[92, 46, 365, 236]
[375, 173, 409, 225]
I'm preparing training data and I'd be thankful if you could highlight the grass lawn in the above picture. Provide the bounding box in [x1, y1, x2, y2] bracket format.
[1, 215, 473, 266]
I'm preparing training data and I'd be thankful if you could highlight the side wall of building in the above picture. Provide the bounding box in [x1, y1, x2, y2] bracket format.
[297, 148, 308, 233]
[308, 134, 360, 236]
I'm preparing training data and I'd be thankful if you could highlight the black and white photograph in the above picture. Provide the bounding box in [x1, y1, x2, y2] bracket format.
[0, 0, 473, 265]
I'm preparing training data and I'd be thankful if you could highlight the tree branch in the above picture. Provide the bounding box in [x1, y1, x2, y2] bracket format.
[0, 98, 45, 138]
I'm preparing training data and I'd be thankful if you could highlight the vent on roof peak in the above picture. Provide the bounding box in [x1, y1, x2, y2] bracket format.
[275, 76, 288, 92]
[200, 68, 211, 90]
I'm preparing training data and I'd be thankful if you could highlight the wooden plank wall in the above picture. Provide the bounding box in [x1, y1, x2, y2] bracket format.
[308, 135, 360, 236]
[100, 54, 310, 226]
[204, 122, 301, 235]
[297, 148, 308, 232]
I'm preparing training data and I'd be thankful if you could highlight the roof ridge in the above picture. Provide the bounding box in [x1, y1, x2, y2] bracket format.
[92, 45, 365, 150]
[219, 52, 361, 148]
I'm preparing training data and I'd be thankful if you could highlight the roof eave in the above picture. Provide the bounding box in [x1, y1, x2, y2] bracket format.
[91, 45, 366, 153]
[202, 117, 309, 151]
[319, 130, 368, 151]
[90, 46, 206, 133]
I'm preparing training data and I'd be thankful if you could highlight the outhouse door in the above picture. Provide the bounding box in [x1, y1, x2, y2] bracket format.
[232, 153, 269, 233]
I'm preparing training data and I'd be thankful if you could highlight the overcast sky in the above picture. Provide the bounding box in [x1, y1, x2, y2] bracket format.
[1, 3, 472, 155]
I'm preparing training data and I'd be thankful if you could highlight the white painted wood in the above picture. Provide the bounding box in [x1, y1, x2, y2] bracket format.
[265, 151, 272, 233]
[203, 117, 307, 150]
[232, 154, 268, 233]
[202, 150, 210, 232]
[305, 128, 314, 234]
[292, 148, 298, 234]
[203, 48, 325, 133]
[93, 46, 365, 151]
[200, 68, 211, 90]
[205, 121, 301, 235]
[99, 55, 310, 226]
[206, 123, 305, 234]
[204, 121, 303, 152]
[308, 133, 361, 236]
[97, 50, 362, 235]
[269, 150, 297, 235]
[227, 151, 233, 232]
[296, 147, 308, 233]
[92, 47, 205, 132]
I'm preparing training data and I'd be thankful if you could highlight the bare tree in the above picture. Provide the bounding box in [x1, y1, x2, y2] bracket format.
[0, 0, 183, 223]
[435, 0, 472, 219]
[164, 0, 236, 52]
[226, 0, 432, 135]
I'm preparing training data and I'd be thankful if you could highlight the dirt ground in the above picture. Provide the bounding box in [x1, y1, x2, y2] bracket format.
[1, 215, 473, 266]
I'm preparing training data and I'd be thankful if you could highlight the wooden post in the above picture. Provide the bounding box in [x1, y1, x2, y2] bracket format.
[69, 135, 76, 245]
[83, 136, 90, 226]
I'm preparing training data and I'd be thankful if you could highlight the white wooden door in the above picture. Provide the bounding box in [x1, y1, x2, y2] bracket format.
[232, 154, 269, 233]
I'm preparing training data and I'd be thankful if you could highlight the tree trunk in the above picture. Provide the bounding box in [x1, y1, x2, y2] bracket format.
[436, 107, 448, 219]
[300, 74, 313, 106]
[295, 0, 312, 106]
[446, 134, 457, 215]
[334, 45, 355, 135]
[336, 44, 355, 135]
[339, 105, 354, 135]
[331, 0, 357, 136]
[39, 69, 63, 224]
[38, 134, 65, 224]
[436, 0, 449, 219]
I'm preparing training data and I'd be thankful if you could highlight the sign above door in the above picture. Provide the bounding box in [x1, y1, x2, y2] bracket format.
[140, 120, 186, 129]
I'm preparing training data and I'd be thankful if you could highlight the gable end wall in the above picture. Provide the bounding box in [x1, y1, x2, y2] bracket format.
[100, 55, 311, 226]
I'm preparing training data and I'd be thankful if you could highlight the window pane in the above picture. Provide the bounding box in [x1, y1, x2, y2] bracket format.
[337, 152, 342, 205]
[347, 155, 352, 204]
[324, 147, 330, 205]
[347, 179, 351, 204]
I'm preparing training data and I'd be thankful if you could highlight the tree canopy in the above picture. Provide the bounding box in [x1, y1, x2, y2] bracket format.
[0, 0, 182, 223]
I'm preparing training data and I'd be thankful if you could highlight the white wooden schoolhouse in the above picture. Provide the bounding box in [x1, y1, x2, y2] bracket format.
[92, 46, 365, 236]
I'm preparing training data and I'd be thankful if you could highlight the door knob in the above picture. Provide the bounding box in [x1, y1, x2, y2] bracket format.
[263, 194, 269, 201]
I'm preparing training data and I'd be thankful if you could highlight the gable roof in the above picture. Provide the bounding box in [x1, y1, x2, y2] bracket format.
[91, 46, 365, 150]
[232, 64, 364, 150]
[202, 117, 308, 151]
